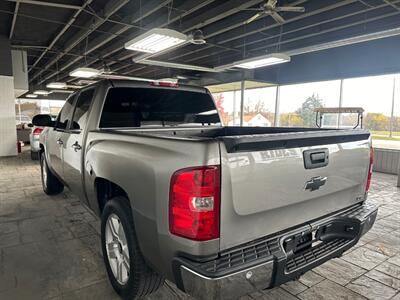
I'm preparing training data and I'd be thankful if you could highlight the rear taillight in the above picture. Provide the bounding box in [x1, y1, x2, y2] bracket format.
[169, 165, 220, 241]
[33, 128, 44, 135]
[366, 146, 374, 192]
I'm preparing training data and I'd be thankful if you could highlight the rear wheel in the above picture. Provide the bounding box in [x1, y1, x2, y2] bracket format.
[40, 152, 64, 195]
[101, 197, 163, 299]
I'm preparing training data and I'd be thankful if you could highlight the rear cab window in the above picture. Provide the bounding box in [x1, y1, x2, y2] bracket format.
[99, 87, 221, 128]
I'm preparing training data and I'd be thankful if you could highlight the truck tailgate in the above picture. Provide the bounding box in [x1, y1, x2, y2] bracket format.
[219, 130, 371, 250]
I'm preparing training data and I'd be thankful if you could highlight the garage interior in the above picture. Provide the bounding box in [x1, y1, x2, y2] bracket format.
[0, 0, 400, 299]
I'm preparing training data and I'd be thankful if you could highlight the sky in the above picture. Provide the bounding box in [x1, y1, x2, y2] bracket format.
[214, 73, 400, 117]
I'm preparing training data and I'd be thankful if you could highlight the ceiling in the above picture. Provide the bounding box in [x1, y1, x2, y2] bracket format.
[2, 0, 400, 91]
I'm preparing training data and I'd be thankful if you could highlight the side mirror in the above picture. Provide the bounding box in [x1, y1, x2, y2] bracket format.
[71, 121, 80, 130]
[32, 114, 55, 127]
[27, 123, 34, 128]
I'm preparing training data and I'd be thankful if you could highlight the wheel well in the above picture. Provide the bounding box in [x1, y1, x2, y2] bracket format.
[95, 178, 129, 214]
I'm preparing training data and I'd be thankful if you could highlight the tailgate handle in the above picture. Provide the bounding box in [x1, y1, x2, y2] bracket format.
[311, 152, 326, 163]
[303, 149, 329, 169]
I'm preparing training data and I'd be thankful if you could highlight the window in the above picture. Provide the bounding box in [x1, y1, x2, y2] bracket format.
[279, 80, 341, 127]
[210, 82, 276, 127]
[70, 89, 95, 130]
[212, 91, 241, 126]
[243, 87, 276, 127]
[100, 87, 220, 128]
[56, 95, 76, 129]
[341, 74, 395, 148]
[392, 75, 400, 149]
[15, 99, 64, 125]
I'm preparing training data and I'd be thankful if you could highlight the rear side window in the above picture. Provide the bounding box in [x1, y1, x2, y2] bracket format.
[99, 87, 220, 128]
[70, 89, 95, 130]
[56, 94, 76, 129]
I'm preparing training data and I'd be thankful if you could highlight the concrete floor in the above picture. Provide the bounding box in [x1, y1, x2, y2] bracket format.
[0, 149, 399, 300]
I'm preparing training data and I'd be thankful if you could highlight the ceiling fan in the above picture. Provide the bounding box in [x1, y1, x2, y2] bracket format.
[243, 0, 305, 25]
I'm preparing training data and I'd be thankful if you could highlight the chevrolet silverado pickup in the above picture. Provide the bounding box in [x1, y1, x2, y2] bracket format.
[32, 79, 377, 300]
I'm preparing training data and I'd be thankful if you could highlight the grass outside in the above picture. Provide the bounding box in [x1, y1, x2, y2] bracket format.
[370, 131, 400, 141]
[371, 130, 400, 136]
[372, 135, 400, 141]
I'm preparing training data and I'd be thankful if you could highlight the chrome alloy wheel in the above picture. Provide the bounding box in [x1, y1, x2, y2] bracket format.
[105, 213, 130, 285]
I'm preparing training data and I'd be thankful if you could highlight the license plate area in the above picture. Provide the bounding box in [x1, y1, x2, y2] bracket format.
[282, 218, 361, 258]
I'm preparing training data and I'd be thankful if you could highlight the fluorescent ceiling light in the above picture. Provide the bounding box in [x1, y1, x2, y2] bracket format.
[34, 90, 50, 95]
[26, 94, 38, 98]
[46, 82, 67, 89]
[234, 53, 290, 69]
[69, 67, 101, 78]
[138, 59, 218, 72]
[125, 28, 187, 53]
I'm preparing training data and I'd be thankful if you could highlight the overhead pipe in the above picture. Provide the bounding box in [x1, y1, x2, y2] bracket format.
[29, 0, 130, 80]
[5, 0, 81, 10]
[87, 0, 356, 79]
[45, 0, 262, 85]
[285, 27, 400, 56]
[28, 0, 95, 72]
[9, 2, 19, 39]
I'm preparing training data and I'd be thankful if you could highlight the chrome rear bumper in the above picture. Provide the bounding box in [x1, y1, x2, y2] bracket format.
[174, 202, 377, 300]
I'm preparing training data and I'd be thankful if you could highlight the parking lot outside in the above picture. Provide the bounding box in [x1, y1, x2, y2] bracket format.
[0, 148, 399, 300]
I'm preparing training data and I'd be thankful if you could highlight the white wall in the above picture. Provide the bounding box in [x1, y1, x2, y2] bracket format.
[11, 50, 28, 97]
[0, 75, 17, 156]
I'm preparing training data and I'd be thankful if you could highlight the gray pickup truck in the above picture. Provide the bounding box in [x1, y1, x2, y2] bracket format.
[33, 79, 377, 300]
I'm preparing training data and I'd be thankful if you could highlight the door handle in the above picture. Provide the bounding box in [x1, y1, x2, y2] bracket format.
[56, 138, 63, 145]
[72, 141, 82, 152]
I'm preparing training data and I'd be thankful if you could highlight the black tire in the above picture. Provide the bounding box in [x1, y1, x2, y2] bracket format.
[101, 197, 163, 300]
[40, 152, 64, 195]
[31, 151, 39, 160]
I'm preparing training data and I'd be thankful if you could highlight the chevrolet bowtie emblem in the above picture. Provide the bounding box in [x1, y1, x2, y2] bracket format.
[305, 176, 327, 191]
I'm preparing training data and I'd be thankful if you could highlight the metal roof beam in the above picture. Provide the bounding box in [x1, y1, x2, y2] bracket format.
[191, 13, 400, 68]
[87, 0, 349, 77]
[5, 0, 81, 10]
[35, 0, 177, 85]
[45, 0, 263, 84]
[104, 0, 313, 75]
[9, 1, 19, 39]
[181, 1, 398, 64]
[127, 1, 399, 77]
[158, 0, 354, 64]
[29, 0, 131, 82]
[40, 0, 172, 83]
[28, 0, 94, 73]
[40, 0, 216, 85]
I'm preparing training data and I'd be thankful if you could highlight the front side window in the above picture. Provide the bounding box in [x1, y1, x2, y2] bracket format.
[70, 89, 95, 131]
[56, 95, 76, 129]
[99, 87, 220, 128]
